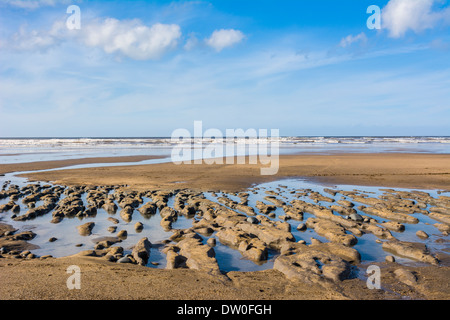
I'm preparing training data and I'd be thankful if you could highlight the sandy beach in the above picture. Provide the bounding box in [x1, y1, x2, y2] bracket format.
[1, 153, 449, 301]
[16, 153, 450, 191]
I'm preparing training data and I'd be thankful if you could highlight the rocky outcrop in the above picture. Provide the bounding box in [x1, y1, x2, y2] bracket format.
[165, 233, 220, 275]
[382, 240, 439, 265]
[255, 201, 276, 215]
[77, 222, 95, 236]
[120, 206, 134, 223]
[102, 201, 118, 214]
[282, 205, 303, 221]
[274, 250, 351, 284]
[235, 221, 295, 250]
[138, 202, 157, 217]
[216, 227, 268, 262]
[160, 207, 178, 231]
[131, 237, 152, 266]
[361, 207, 419, 224]
[306, 218, 357, 246]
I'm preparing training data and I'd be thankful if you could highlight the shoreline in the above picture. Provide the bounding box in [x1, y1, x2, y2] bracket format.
[14, 152, 450, 192]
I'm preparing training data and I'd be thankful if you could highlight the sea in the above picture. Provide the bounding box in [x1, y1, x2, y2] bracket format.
[1, 136, 449, 165]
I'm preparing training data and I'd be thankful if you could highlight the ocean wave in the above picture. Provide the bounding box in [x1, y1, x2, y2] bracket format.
[0, 136, 449, 150]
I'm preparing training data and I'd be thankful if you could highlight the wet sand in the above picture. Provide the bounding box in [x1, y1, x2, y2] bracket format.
[1, 253, 448, 300]
[18, 153, 450, 192]
[0, 155, 167, 175]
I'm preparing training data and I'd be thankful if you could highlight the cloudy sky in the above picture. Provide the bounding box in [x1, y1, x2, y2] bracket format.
[0, 0, 449, 137]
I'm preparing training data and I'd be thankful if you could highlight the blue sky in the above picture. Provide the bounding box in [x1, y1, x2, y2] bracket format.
[0, 0, 449, 137]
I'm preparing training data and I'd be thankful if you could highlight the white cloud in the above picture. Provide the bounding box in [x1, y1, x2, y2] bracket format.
[184, 33, 199, 51]
[3, 21, 67, 51]
[81, 18, 182, 60]
[339, 32, 368, 48]
[2, 18, 182, 60]
[382, 0, 450, 38]
[205, 29, 245, 52]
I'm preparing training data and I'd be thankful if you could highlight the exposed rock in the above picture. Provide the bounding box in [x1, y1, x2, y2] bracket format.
[416, 230, 429, 239]
[118, 197, 141, 209]
[172, 233, 221, 275]
[306, 218, 357, 247]
[264, 196, 286, 207]
[237, 221, 295, 250]
[107, 217, 119, 224]
[429, 206, 450, 215]
[77, 222, 95, 236]
[273, 250, 351, 284]
[120, 206, 134, 223]
[382, 240, 439, 265]
[323, 188, 338, 196]
[282, 205, 303, 221]
[291, 200, 358, 229]
[235, 204, 256, 216]
[308, 191, 335, 203]
[246, 217, 258, 224]
[138, 202, 157, 216]
[361, 207, 419, 224]
[117, 230, 127, 239]
[381, 221, 405, 232]
[160, 207, 178, 231]
[359, 223, 394, 240]
[330, 205, 356, 216]
[165, 248, 187, 269]
[134, 222, 144, 232]
[92, 236, 120, 250]
[308, 241, 361, 264]
[7, 231, 36, 241]
[216, 227, 268, 262]
[0, 201, 15, 213]
[207, 238, 216, 247]
[131, 237, 152, 266]
[337, 200, 354, 208]
[255, 201, 276, 215]
[386, 255, 396, 263]
[434, 223, 450, 233]
[102, 201, 118, 214]
[349, 213, 363, 222]
[117, 256, 132, 264]
[428, 212, 450, 224]
[394, 268, 418, 287]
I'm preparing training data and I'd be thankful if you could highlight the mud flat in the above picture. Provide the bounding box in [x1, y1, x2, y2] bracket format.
[1, 154, 450, 300]
[17, 153, 450, 191]
[0, 155, 166, 175]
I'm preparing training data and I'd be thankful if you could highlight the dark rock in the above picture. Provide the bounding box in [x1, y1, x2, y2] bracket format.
[77, 222, 95, 236]
[132, 237, 152, 266]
